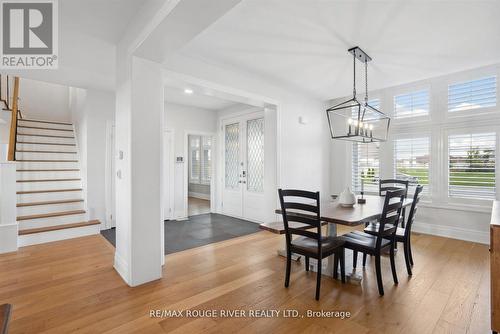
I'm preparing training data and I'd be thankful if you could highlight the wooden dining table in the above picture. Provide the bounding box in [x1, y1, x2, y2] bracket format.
[270, 195, 413, 284]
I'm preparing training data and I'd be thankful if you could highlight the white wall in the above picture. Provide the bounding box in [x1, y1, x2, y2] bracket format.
[70, 88, 116, 227]
[328, 63, 500, 244]
[164, 55, 331, 201]
[165, 102, 217, 218]
[19, 78, 71, 122]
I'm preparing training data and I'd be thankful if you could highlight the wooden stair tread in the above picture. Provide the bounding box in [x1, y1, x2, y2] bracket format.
[17, 125, 73, 132]
[19, 118, 72, 126]
[17, 169, 80, 172]
[16, 159, 78, 162]
[16, 150, 77, 153]
[17, 178, 81, 183]
[17, 188, 82, 194]
[19, 220, 100, 235]
[17, 209, 86, 221]
[17, 133, 75, 139]
[17, 199, 84, 207]
[17, 141, 76, 146]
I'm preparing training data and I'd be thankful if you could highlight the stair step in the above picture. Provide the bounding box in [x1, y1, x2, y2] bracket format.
[17, 178, 81, 183]
[17, 141, 76, 146]
[18, 118, 72, 126]
[17, 133, 74, 139]
[16, 150, 77, 154]
[16, 160, 78, 162]
[17, 169, 80, 172]
[17, 199, 84, 207]
[17, 125, 73, 132]
[19, 220, 100, 235]
[17, 210, 86, 221]
[17, 188, 82, 194]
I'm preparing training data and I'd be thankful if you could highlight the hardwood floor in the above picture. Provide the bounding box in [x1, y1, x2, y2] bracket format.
[0, 229, 489, 333]
[188, 197, 210, 216]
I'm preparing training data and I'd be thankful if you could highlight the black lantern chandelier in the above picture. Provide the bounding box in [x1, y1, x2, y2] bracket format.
[326, 47, 390, 143]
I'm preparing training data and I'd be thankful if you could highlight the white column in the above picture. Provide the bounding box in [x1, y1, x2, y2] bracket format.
[0, 162, 18, 253]
[114, 54, 164, 286]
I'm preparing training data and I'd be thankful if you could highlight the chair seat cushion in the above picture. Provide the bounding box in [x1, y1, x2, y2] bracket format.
[290, 236, 344, 255]
[340, 230, 391, 252]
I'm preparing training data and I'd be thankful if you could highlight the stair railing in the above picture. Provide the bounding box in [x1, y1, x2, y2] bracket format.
[7, 76, 20, 161]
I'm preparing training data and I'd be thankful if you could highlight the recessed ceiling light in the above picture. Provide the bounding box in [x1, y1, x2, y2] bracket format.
[184, 88, 193, 94]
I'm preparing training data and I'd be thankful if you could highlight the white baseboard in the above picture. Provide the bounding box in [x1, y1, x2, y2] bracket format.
[0, 223, 18, 253]
[413, 221, 489, 245]
[18, 224, 100, 247]
[114, 251, 130, 285]
[188, 192, 210, 200]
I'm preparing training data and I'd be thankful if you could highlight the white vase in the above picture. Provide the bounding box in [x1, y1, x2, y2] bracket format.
[339, 187, 356, 207]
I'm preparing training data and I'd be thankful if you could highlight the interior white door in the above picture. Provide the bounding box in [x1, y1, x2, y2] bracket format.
[163, 131, 173, 220]
[105, 123, 116, 229]
[242, 116, 266, 222]
[222, 120, 243, 217]
[222, 112, 266, 222]
[110, 126, 116, 228]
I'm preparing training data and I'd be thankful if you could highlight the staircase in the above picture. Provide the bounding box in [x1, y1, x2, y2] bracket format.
[15, 118, 100, 246]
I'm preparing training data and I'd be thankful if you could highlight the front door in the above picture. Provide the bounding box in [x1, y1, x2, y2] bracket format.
[222, 112, 266, 222]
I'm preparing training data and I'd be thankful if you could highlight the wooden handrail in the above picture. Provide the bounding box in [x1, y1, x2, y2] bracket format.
[7, 77, 20, 161]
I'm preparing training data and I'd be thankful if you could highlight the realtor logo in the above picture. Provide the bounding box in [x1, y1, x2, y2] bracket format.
[0, 0, 58, 68]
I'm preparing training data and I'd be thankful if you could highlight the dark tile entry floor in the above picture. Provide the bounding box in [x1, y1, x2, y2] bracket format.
[100, 213, 261, 255]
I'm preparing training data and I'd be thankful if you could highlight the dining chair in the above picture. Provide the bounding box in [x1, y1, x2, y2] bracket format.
[339, 188, 406, 296]
[278, 189, 345, 300]
[364, 185, 423, 275]
[379, 179, 409, 228]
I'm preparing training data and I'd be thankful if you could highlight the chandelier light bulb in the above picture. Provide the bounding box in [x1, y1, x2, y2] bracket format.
[347, 118, 353, 125]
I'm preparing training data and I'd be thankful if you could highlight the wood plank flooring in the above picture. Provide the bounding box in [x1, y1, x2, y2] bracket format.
[0, 228, 490, 334]
[188, 197, 210, 216]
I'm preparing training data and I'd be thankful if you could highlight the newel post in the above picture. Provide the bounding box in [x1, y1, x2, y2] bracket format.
[0, 162, 18, 253]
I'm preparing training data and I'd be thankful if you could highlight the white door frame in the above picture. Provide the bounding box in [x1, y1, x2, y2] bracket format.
[104, 120, 116, 229]
[183, 130, 216, 218]
[163, 129, 175, 220]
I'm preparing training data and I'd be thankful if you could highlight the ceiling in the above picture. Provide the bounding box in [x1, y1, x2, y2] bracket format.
[60, 0, 145, 44]
[178, 0, 500, 100]
[165, 85, 241, 111]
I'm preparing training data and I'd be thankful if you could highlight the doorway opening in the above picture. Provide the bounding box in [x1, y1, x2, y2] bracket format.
[187, 133, 212, 216]
[159, 74, 279, 254]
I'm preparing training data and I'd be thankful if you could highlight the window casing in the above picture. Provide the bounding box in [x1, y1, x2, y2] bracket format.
[448, 76, 497, 112]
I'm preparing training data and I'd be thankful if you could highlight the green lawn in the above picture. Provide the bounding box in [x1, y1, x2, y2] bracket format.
[397, 167, 494, 187]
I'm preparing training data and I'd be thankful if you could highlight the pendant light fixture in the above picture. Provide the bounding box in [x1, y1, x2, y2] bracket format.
[326, 46, 390, 143]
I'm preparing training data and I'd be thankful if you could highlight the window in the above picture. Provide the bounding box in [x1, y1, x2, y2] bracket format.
[394, 90, 429, 118]
[394, 137, 430, 193]
[189, 135, 211, 184]
[448, 76, 496, 112]
[448, 132, 496, 200]
[352, 142, 380, 193]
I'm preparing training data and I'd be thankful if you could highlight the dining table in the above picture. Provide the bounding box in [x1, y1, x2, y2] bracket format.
[270, 194, 413, 285]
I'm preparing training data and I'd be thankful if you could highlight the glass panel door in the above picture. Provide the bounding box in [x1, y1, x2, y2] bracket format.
[225, 123, 240, 189]
[246, 117, 264, 192]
